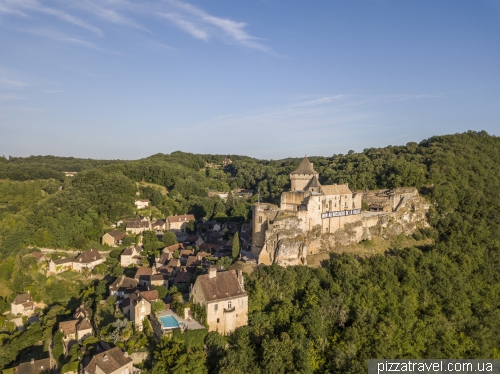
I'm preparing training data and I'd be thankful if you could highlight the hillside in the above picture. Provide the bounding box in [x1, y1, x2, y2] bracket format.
[0, 131, 499, 373]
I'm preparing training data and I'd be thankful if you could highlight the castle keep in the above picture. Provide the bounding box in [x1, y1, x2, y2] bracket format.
[252, 157, 428, 266]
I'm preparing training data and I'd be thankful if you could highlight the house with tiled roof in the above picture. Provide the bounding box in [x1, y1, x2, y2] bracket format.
[102, 230, 127, 247]
[120, 246, 143, 267]
[162, 243, 184, 254]
[48, 257, 74, 274]
[152, 219, 166, 231]
[126, 219, 151, 235]
[135, 200, 149, 210]
[166, 214, 195, 233]
[73, 304, 92, 320]
[31, 252, 46, 262]
[191, 268, 248, 334]
[109, 276, 139, 298]
[59, 318, 93, 341]
[11, 292, 35, 317]
[72, 249, 103, 272]
[84, 347, 135, 374]
[157, 258, 181, 276]
[173, 268, 193, 286]
[122, 289, 158, 331]
[134, 266, 153, 287]
[14, 358, 52, 374]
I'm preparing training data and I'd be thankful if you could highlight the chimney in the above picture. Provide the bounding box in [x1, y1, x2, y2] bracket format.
[236, 269, 244, 290]
[208, 267, 217, 279]
[124, 352, 129, 358]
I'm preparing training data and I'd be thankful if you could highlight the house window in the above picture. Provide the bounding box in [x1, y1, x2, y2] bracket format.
[228, 301, 232, 309]
[258, 216, 262, 223]
[214, 304, 218, 312]
[239, 298, 243, 306]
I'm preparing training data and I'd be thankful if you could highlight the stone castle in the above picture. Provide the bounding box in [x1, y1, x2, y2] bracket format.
[251, 157, 429, 266]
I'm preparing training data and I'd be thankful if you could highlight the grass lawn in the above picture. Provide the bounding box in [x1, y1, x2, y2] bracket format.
[58, 271, 79, 279]
[136, 181, 168, 195]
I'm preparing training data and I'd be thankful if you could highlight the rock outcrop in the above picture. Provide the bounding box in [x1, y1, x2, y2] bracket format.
[258, 193, 429, 266]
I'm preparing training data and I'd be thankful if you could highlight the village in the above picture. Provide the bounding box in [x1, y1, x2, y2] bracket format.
[3, 157, 428, 374]
[4, 193, 253, 374]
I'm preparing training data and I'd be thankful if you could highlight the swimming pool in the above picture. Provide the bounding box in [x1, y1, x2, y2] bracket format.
[159, 315, 180, 329]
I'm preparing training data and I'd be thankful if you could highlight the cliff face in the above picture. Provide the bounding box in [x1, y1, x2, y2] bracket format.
[257, 194, 429, 267]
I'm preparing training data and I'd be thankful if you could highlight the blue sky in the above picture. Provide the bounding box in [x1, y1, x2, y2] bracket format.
[1, 0, 499, 160]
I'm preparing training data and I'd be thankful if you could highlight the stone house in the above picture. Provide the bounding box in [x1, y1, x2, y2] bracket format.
[126, 219, 151, 235]
[84, 347, 135, 374]
[173, 268, 193, 286]
[11, 292, 35, 317]
[162, 243, 184, 255]
[134, 267, 153, 287]
[135, 200, 149, 210]
[122, 290, 158, 331]
[166, 215, 195, 233]
[191, 268, 248, 335]
[72, 249, 103, 272]
[102, 230, 127, 247]
[109, 276, 139, 298]
[31, 252, 46, 262]
[48, 258, 74, 274]
[59, 318, 93, 341]
[15, 358, 52, 374]
[157, 258, 181, 276]
[152, 219, 166, 231]
[120, 246, 143, 267]
[73, 304, 92, 320]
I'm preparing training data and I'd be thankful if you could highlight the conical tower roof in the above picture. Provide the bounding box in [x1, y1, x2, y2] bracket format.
[291, 156, 317, 175]
[305, 175, 321, 189]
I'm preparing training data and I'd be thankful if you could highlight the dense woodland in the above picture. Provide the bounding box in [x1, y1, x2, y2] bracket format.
[1, 131, 500, 373]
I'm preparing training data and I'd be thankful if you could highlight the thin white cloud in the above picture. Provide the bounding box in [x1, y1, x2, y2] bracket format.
[0, 69, 29, 89]
[1, 0, 270, 52]
[0, 0, 102, 35]
[0, 3, 28, 16]
[161, 13, 208, 41]
[163, 0, 270, 51]
[0, 93, 23, 101]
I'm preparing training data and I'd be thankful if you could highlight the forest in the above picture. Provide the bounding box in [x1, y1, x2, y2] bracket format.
[0, 130, 499, 373]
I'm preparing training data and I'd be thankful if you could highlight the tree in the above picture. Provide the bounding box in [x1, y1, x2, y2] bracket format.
[52, 330, 65, 367]
[143, 230, 160, 252]
[162, 231, 178, 246]
[186, 220, 196, 234]
[152, 300, 165, 314]
[154, 285, 168, 299]
[232, 232, 240, 260]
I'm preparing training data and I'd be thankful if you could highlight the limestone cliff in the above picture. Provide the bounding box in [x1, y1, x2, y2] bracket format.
[257, 193, 429, 266]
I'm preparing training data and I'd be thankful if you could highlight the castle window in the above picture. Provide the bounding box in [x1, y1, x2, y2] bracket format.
[217, 318, 220, 323]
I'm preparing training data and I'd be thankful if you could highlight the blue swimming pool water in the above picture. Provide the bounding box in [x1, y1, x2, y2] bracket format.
[159, 315, 180, 329]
